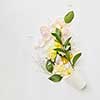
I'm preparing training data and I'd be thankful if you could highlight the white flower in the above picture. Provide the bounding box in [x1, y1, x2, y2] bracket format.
[39, 25, 52, 47]
[40, 25, 50, 36]
[51, 18, 65, 31]
[61, 24, 70, 35]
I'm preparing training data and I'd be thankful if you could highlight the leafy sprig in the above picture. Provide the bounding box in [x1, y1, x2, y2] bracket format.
[51, 28, 62, 44]
[45, 11, 82, 82]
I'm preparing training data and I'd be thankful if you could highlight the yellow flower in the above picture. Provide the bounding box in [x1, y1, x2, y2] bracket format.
[61, 54, 73, 64]
[48, 49, 57, 61]
[70, 53, 73, 58]
[54, 64, 65, 74]
[63, 67, 73, 76]
[54, 41, 62, 48]
[61, 56, 69, 64]
[54, 64, 73, 76]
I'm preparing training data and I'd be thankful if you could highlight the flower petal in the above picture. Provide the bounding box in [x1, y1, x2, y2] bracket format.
[40, 25, 50, 36]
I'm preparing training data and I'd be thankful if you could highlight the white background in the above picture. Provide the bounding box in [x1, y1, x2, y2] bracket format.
[0, 0, 100, 100]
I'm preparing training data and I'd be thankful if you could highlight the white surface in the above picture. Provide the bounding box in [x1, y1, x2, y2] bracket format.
[0, 0, 100, 100]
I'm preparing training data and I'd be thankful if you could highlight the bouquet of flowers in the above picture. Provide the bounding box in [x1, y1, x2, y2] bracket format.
[34, 11, 86, 90]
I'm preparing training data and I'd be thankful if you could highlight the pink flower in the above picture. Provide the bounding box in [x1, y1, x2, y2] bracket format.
[52, 18, 65, 29]
[61, 25, 70, 35]
[40, 25, 50, 37]
[39, 25, 52, 47]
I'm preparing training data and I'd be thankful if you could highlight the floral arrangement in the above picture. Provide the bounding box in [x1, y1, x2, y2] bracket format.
[38, 11, 82, 83]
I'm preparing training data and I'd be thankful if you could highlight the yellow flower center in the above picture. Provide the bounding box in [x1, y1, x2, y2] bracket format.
[61, 54, 73, 64]
[63, 67, 73, 76]
[61, 56, 68, 64]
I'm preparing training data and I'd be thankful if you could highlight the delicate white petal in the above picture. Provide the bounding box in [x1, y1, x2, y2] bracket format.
[55, 55, 61, 64]
[40, 25, 50, 36]
[52, 18, 65, 30]
[55, 18, 65, 27]
[61, 25, 70, 35]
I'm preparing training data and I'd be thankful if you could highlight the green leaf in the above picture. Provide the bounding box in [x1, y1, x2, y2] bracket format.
[51, 28, 62, 44]
[54, 48, 64, 53]
[56, 28, 61, 37]
[65, 51, 71, 61]
[63, 37, 72, 48]
[72, 53, 82, 67]
[67, 43, 71, 51]
[64, 11, 74, 23]
[48, 74, 62, 82]
[51, 33, 62, 44]
[46, 59, 54, 73]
